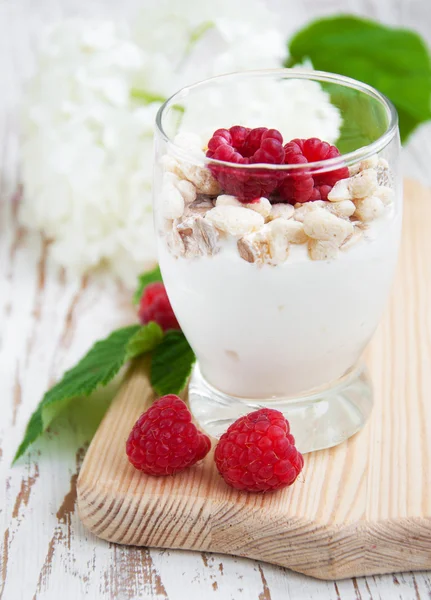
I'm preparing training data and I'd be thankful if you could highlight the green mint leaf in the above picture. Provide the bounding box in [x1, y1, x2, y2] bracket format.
[151, 330, 196, 396]
[13, 325, 140, 463]
[126, 322, 164, 359]
[287, 16, 431, 142]
[133, 265, 163, 304]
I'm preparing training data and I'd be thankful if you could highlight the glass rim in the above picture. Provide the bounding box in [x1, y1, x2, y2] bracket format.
[155, 68, 399, 172]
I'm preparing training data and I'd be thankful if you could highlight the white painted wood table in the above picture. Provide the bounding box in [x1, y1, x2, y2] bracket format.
[1, 0, 431, 598]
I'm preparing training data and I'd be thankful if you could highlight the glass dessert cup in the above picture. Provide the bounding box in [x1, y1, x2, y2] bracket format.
[153, 69, 402, 453]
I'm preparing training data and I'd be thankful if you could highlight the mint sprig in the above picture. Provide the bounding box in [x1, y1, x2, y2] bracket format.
[15, 266, 197, 462]
[126, 321, 163, 358]
[286, 15, 431, 142]
[14, 323, 162, 462]
[133, 265, 163, 304]
[151, 330, 196, 396]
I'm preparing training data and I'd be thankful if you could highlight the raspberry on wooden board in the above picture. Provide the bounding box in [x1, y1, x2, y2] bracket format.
[126, 395, 211, 476]
[214, 408, 304, 492]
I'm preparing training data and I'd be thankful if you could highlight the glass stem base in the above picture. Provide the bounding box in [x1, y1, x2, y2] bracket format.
[188, 362, 373, 454]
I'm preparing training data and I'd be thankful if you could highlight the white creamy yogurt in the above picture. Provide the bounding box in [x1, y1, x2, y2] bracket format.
[158, 209, 401, 399]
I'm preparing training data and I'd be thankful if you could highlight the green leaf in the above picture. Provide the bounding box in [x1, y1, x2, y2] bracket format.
[151, 330, 196, 396]
[13, 325, 140, 463]
[133, 265, 163, 304]
[130, 89, 166, 104]
[185, 20, 214, 54]
[321, 81, 389, 154]
[287, 16, 431, 142]
[126, 322, 164, 359]
[39, 379, 121, 460]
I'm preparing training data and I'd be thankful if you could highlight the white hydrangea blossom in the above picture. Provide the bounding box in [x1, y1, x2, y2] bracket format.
[180, 76, 342, 146]
[20, 2, 341, 287]
[133, 0, 285, 72]
[20, 21, 160, 284]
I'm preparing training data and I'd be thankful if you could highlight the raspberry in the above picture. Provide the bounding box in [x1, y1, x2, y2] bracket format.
[206, 126, 285, 201]
[278, 138, 349, 204]
[138, 281, 180, 332]
[214, 408, 304, 492]
[229, 125, 250, 151]
[242, 127, 271, 157]
[126, 395, 211, 476]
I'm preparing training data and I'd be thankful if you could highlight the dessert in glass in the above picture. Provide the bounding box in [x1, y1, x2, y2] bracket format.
[153, 69, 401, 453]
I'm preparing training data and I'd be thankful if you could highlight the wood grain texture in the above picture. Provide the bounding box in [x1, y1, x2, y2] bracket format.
[77, 180, 431, 581]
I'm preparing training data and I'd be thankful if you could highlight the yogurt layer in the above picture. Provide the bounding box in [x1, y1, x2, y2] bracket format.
[158, 208, 401, 398]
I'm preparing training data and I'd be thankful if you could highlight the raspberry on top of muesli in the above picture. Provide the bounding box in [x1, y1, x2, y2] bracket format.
[160, 128, 394, 263]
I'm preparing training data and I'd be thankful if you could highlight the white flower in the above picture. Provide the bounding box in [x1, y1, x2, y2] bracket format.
[19, 2, 342, 287]
[20, 20, 160, 286]
[180, 77, 342, 146]
[133, 0, 280, 61]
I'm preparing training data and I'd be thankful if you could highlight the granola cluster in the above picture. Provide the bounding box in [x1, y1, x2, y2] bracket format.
[160, 134, 394, 264]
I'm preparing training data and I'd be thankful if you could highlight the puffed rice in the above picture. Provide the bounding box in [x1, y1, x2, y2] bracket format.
[348, 163, 361, 177]
[327, 178, 352, 202]
[293, 201, 326, 222]
[266, 218, 308, 244]
[160, 155, 184, 179]
[376, 160, 393, 187]
[264, 223, 290, 264]
[374, 185, 394, 206]
[308, 239, 339, 261]
[341, 226, 364, 251]
[359, 154, 379, 170]
[163, 172, 197, 205]
[179, 162, 221, 195]
[348, 168, 378, 199]
[163, 171, 181, 186]
[216, 194, 272, 218]
[247, 197, 272, 218]
[215, 194, 239, 208]
[303, 208, 353, 243]
[205, 205, 264, 236]
[237, 222, 292, 265]
[162, 144, 221, 195]
[161, 182, 185, 220]
[176, 179, 197, 205]
[325, 200, 356, 218]
[353, 196, 385, 222]
[268, 203, 295, 221]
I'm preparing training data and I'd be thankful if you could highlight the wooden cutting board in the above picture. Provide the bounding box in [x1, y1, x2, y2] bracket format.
[77, 179, 431, 580]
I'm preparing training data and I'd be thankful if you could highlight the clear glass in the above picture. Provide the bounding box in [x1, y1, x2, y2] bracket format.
[153, 69, 402, 453]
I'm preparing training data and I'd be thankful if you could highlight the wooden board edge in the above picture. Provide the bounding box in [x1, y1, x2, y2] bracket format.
[77, 477, 431, 580]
